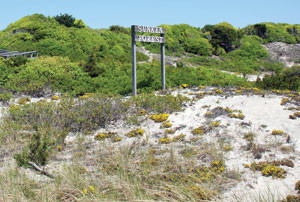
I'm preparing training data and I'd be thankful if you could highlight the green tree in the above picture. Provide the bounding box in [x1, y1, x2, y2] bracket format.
[229, 36, 269, 59]
[84, 47, 99, 77]
[54, 13, 76, 27]
[184, 37, 213, 56]
[254, 24, 267, 38]
[109, 25, 129, 34]
[210, 25, 238, 52]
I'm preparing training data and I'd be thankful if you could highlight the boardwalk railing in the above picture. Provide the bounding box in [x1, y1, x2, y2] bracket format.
[0, 50, 38, 59]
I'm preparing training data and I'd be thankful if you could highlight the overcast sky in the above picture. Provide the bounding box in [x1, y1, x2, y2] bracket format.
[0, 0, 299, 30]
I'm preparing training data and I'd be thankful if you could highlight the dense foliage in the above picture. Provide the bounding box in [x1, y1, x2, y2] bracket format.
[0, 14, 145, 63]
[256, 66, 300, 91]
[0, 56, 250, 96]
[0, 14, 299, 94]
[228, 36, 269, 59]
[243, 23, 300, 44]
[54, 13, 86, 28]
[3, 56, 91, 96]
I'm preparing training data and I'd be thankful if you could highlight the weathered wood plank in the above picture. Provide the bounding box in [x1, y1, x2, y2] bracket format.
[134, 25, 165, 34]
[135, 35, 166, 43]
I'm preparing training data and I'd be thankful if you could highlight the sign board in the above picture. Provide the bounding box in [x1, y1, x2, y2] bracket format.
[131, 25, 166, 96]
[134, 25, 165, 34]
[135, 35, 165, 43]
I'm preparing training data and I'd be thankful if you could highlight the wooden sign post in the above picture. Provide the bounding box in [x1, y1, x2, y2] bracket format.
[131, 25, 166, 96]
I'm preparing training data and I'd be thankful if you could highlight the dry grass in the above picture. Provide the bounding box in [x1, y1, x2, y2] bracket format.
[2, 91, 297, 201]
[0, 136, 239, 202]
[0, 93, 235, 201]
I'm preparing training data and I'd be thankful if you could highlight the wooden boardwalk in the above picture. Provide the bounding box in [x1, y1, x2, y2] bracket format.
[0, 50, 38, 59]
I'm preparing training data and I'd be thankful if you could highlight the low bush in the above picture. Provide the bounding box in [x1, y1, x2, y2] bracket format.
[229, 113, 245, 120]
[159, 137, 171, 144]
[172, 133, 185, 142]
[125, 129, 144, 138]
[243, 23, 298, 44]
[191, 127, 205, 135]
[0, 91, 12, 103]
[271, 130, 284, 136]
[131, 93, 190, 114]
[161, 121, 172, 128]
[1, 54, 252, 96]
[94, 132, 116, 141]
[295, 180, 300, 193]
[245, 160, 291, 178]
[256, 66, 300, 91]
[7, 94, 127, 135]
[261, 165, 286, 178]
[228, 36, 269, 59]
[1, 93, 189, 146]
[149, 114, 169, 123]
[14, 129, 53, 167]
[5, 56, 92, 96]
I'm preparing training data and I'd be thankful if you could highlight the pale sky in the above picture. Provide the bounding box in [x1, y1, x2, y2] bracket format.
[0, 0, 299, 30]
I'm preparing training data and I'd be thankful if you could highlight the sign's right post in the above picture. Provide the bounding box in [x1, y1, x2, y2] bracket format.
[161, 32, 166, 93]
[131, 25, 137, 96]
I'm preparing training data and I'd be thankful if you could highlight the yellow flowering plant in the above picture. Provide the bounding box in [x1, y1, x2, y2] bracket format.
[149, 114, 169, 122]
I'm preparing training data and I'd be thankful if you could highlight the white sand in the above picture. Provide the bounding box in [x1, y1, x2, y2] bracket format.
[115, 90, 300, 201]
[1, 90, 300, 201]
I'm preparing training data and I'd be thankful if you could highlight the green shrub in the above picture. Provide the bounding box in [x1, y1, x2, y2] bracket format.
[184, 37, 213, 56]
[229, 36, 269, 59]
[167, 64, 250, 87]
[0, 91, 12, 103]
[287, 25, 300, 43]
[0, 14, 128, 62]
[243, 23, 297, 44]
[256, 66, 300, 91]
[131, 93, 190, 114]
[7, 94, 128, 134]
[54, 13, 84, 28]
[14, 130, 53, 167]
[0, 58, 27, 86]
[109, 25, 129, 34]
[6, 56, 92, 96]
[142, 24, 207, 56]
[1, 53, 251, 97]
[4, 56, 28, 67]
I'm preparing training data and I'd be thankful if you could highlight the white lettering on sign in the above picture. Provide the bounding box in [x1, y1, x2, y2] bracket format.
[135, 25, 165, 34]
[135, 35, 166, 43]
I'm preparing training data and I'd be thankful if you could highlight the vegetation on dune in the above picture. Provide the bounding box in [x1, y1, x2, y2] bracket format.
[0, 55, 250, 96]
[1, 14, 300, 93]
[54, 13, 86, 28]
[256, 66, 300, 91]
[243, 22, 300, 44]
[0, 141, 232, 201]
[0, 14, 145, 63]
[1, 14, 300, 202]
[0, 91, 234, 201]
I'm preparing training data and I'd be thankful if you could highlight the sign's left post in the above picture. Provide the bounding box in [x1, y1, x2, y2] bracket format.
[131, 25, 137, 96]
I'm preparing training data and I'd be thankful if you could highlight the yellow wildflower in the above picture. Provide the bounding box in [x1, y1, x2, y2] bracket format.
[51, 95, 59, 100]
[161, 121, 172, 128]
[180, 84, 189, 88]
[211, 121, 220, 127]
[149, 114, 169, 122]
[271, 130, 284, 136]
[159, 137, 171, 144]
